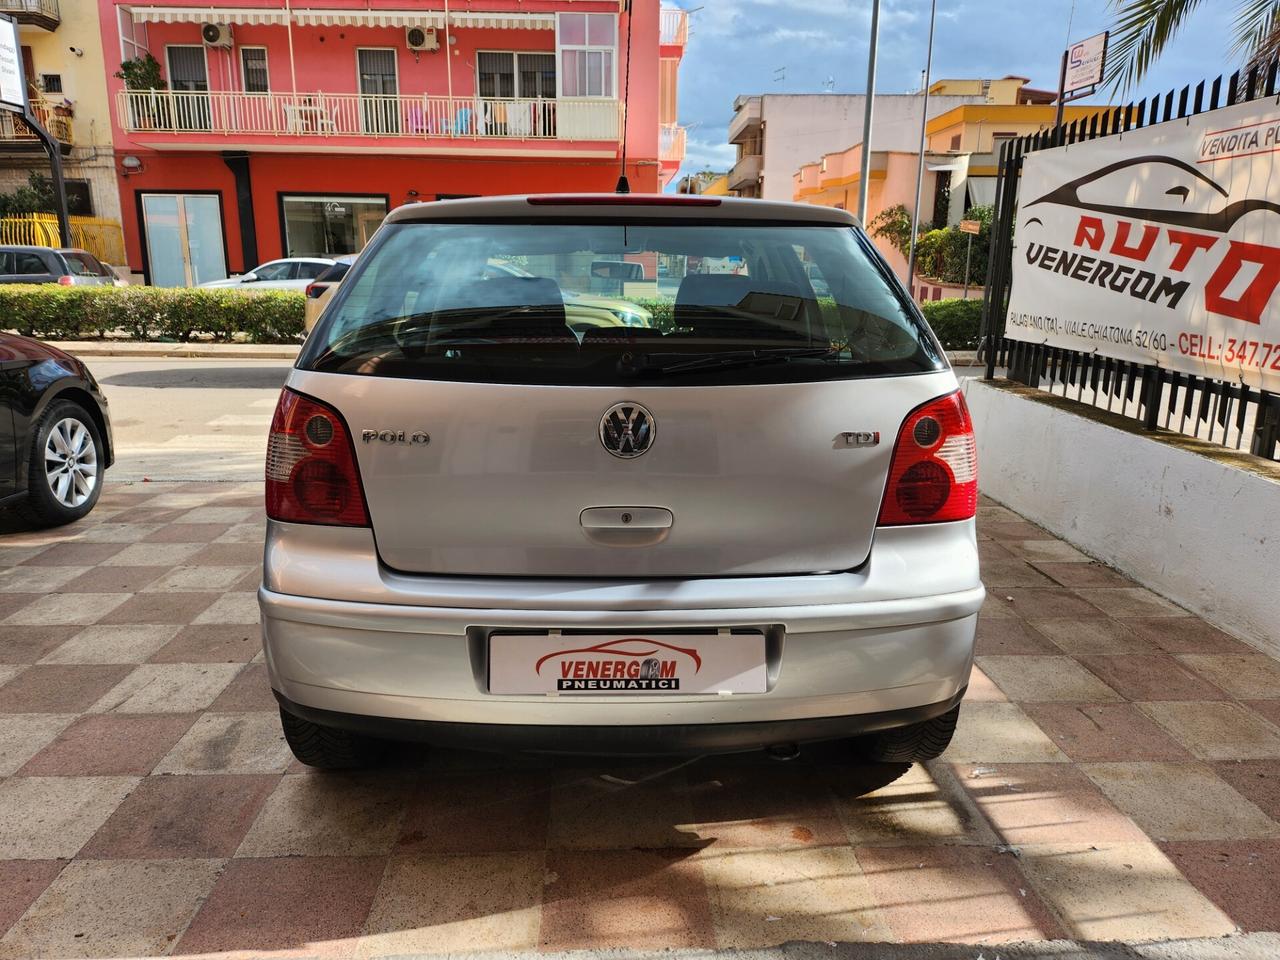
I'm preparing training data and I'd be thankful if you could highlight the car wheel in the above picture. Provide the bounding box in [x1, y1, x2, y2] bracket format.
[279, 707, 383, 769]
[23, 399, 104, 527]
[860, 705, 960, 763]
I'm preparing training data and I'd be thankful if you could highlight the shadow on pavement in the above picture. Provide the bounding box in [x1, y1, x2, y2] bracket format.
[99, 366, 291, 389]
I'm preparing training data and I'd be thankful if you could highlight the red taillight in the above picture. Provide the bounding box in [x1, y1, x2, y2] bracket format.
[304, 283, 319, 298]
[266, 389, 369, 526]
[57, 275, 73, 286]
[877, 391, 977, 526]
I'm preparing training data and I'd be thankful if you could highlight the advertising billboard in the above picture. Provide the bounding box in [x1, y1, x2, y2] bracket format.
[0, 15, 26, 115]
[1005, 98, 1280, 392]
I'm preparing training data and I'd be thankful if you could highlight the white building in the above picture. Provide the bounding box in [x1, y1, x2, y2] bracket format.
[727, 93, 985, 202]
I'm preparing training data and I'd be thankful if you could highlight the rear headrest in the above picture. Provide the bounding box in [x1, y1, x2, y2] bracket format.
[673, 274, 817, 340]
[435, 276, 572, 341]
[445, 276, 564, 312]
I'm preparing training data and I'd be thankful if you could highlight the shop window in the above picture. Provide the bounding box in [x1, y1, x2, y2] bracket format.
[281, 194, 388, 257]
[557, 12, 615, 98]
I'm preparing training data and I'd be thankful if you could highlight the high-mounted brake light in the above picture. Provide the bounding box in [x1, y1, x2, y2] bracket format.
[877, 391, 977, 526]
[526, 195, 721, 206]
[266, 389, 369, 527]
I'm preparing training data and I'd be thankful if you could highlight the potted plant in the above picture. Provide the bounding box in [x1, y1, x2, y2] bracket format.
[114, 54, 168, 129]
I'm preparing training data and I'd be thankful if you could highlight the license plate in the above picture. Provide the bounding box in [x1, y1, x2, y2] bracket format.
[488, 632, 767, 695]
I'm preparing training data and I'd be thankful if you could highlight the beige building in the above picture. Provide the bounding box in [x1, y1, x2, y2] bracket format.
[0, 0, 123, 227]
[792, 77, 1104, 283]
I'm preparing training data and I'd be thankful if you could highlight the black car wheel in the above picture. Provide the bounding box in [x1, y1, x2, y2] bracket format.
[24, 398, 104, 527]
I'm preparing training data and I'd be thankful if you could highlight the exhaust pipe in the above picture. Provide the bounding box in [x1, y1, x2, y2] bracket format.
[766, 742, 800, 761]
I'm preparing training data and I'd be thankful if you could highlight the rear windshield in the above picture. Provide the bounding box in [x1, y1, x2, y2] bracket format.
[299, 220, 943, 385]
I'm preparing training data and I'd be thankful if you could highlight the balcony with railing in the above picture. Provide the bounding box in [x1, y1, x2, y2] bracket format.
[660, 7, 688, 47]
[0, 98, 73, 152]
[728, 95, 762, 144]
[116, 90, 622, 148]
[660, 123, 686, 164]
[0, 0, 59, 30]
[728, 152, 762, 192]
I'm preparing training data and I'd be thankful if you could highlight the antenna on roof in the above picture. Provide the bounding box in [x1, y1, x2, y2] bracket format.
[615, 0, 634, 194]
[773, 66, 786, 83]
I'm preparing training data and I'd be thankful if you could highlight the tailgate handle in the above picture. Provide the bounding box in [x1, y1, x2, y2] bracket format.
[579, 507, 673, 546]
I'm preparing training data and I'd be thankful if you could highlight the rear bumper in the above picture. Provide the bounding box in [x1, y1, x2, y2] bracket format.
[259, 520, 983, 743]
[275, 685, 968, 755]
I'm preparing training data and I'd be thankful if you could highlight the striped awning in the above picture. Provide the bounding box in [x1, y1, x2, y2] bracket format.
[121, 6, 554, 29]
[126, 5, 288, 25]
[448, 11, 554, 30]
[292, 8, 445, 27]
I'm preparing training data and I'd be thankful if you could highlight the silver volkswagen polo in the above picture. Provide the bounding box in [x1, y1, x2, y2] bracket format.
[260, 194, 983, 768]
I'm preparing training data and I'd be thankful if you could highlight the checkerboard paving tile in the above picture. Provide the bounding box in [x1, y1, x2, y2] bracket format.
[0, 859, 221, 960]
[0, 480, 1278, 956]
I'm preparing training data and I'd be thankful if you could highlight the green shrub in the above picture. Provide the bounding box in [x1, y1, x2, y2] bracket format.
[920, 297, 983, 351]
[0, 285, 305, 343]
[633, 296, 674, 333]
[916, 204, 994, 286]
[868, 204, 917, 258]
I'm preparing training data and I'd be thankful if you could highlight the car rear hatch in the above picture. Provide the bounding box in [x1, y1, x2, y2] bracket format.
[290, 196, 956, 579]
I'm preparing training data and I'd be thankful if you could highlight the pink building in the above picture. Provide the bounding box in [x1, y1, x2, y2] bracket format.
[99, 0, 687, 283]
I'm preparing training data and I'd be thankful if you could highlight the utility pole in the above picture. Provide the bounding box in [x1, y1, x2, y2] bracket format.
[855, 0, 880, 223]
[906, 0, 937, 290]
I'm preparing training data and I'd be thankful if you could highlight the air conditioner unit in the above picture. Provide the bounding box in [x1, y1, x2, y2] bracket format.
[406, 26, 438, 52]
[201, 23, 233, 47]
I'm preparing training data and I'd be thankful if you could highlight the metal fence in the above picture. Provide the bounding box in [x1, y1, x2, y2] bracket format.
[0, 214, 127, 267]
[980, 59, 1280, 461]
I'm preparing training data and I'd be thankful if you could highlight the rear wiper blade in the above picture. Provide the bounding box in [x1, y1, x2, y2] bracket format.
[621, 346, 840, 377]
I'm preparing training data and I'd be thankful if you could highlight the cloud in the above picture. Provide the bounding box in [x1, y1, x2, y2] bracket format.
[682, 137, 738, 174]
[666, 0, 1236, 189]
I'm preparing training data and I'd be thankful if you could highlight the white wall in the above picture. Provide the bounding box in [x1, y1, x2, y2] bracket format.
[964, 379, 1280, 655]
[756, 94, 982, 202]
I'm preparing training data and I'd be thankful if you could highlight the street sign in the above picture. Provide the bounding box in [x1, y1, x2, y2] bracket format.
[0, 15, 27, 114]
[1064, 31, 1108, 95]
[959, 219, 982, 235]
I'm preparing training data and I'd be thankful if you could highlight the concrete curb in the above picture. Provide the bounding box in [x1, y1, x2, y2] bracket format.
[371, 936, 1279, 960]
[50, 341, 302, 360]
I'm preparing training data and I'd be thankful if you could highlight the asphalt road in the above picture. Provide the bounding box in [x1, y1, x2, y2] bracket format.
[91, 358, 291, 481]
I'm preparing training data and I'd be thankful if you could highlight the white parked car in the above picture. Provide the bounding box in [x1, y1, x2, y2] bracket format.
[200, 257, 336, 292]
[261, 194, 982, 769]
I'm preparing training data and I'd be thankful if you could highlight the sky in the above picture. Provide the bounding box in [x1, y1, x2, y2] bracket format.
[668, 0, 1239, 180]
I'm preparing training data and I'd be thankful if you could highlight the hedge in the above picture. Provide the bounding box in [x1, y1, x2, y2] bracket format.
[920, 297, 983, 351]
[0, 285, 305, 343]
[0, 285, 981, 350]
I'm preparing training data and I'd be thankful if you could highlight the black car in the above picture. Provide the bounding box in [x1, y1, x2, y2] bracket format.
[0, 246, 122, 286]
[0, 333, 113, 525]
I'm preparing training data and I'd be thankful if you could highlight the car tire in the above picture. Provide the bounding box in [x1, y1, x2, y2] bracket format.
[22, 399, 104, 528]
[279, 707, 383, 769]
[860, 705, 960, 763]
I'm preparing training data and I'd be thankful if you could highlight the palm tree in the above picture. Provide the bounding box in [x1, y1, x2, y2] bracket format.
[1106, 0, 1280, 93]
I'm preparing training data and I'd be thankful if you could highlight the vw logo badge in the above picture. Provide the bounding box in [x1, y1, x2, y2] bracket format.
[599, 402, 656, 459]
